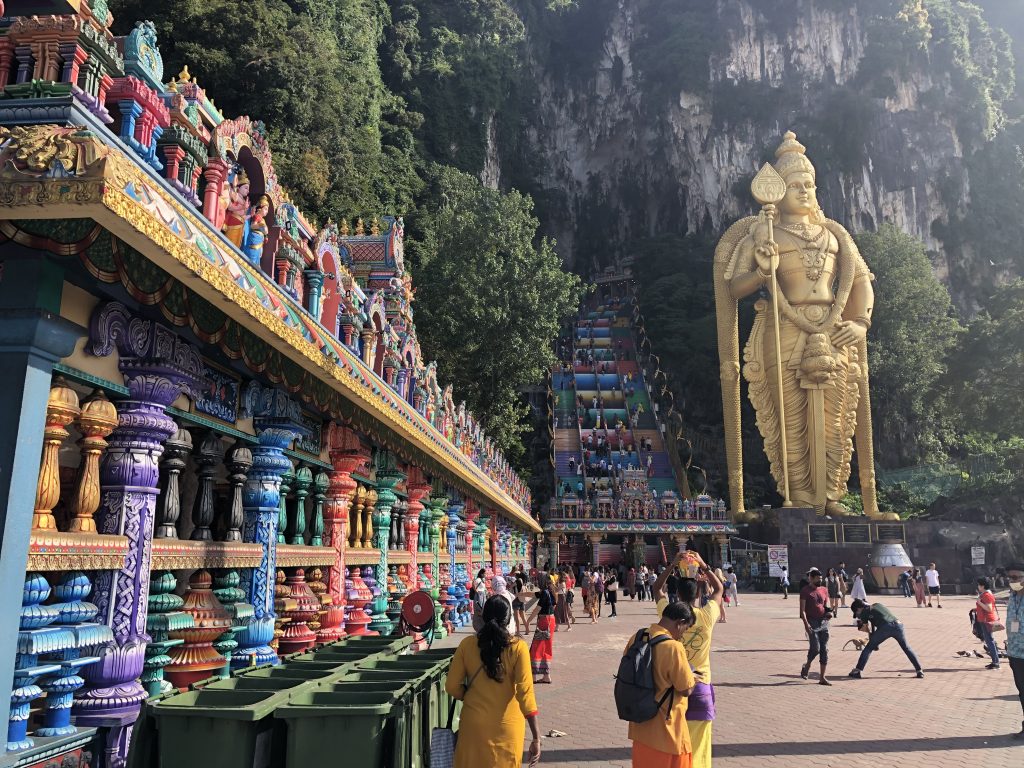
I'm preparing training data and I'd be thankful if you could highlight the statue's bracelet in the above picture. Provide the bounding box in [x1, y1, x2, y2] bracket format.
[756, 266, 771, 284]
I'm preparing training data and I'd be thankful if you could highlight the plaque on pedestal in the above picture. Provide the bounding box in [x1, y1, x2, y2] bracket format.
[807, 524, 837, 544]
[842, 524, 871, 545]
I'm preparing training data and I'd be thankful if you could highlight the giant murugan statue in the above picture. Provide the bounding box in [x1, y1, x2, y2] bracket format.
[714, 132, 893, 520]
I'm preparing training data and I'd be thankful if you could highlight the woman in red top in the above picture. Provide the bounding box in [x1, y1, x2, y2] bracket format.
[976, 577, 1001, 669]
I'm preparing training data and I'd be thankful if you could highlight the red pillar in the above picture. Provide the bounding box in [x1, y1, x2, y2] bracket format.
[326, 424, 361, 608]
[405, 467, 430, 591]
[202, 158, 229, 225]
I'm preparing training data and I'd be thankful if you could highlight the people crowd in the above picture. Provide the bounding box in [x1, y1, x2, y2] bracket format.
[450, 551, 1024, 767]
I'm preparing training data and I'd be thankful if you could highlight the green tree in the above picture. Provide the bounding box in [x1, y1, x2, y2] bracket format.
[856, 226, 963, 466]
[410, 166, 582, 467]
[947, 279, 1024, 437]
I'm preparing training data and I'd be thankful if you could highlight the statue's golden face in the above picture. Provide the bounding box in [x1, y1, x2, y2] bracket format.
[781, 171, 817, 216]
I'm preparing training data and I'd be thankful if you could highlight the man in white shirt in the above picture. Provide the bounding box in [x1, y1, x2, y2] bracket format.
[925, 563, 942, 608]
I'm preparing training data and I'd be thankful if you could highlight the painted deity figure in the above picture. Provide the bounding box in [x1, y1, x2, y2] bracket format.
[223, 169, 250, 248]
[714, 132, 891, 520]
[243, 194, 270, 265]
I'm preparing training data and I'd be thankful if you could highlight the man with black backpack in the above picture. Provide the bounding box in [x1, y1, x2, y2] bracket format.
[615, 602, 697, 767]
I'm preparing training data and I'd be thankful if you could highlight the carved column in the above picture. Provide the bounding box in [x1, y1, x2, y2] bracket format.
[277, 462, 294, 545]
[224, 440, 252, 542]
[405, 467, 430, 592]
[32, 377, 79, 530]
[190, 431, 222, 541]
[234, 383, 307, 668]
[289, 465, 312, 545]
[464, 499, 479, 578]
[310, 471, 328, 547]
[68, 391, 118, 533]
[154, 426, 191, 538]
[74, 303, 204, 765]
[371, 454, 402, 635]
[201, 158, 228, 226]
[350, 485, 365, 548]
[362, 487, 377, 549]
[325, 424, 361, 606]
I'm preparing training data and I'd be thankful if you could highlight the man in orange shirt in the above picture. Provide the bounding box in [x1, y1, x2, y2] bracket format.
[622, 602, 697, 768]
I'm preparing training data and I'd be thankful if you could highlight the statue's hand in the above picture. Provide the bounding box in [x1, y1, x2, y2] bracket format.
[754, 241, 778, 275]
[832, 320, 867, 348]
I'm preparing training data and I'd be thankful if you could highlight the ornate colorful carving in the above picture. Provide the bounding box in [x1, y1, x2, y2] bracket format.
[164, 570, 232, 689]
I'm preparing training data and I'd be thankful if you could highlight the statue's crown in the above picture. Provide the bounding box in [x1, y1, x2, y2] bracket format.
[774, 130, 815, 179]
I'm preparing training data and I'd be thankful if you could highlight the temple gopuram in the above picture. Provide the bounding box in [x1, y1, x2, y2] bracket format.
[543, 274, 737, 568]
[0, 2, 538, 765]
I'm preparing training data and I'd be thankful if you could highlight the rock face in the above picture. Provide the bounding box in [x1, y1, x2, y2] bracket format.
[509, 0, 995, 298]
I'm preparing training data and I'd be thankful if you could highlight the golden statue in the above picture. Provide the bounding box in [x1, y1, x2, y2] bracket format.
[714, 132, 894, 520]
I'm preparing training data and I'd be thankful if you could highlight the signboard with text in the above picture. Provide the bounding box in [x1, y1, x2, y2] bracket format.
[767, 545, 789, 578]
[971, 546, 985, 566]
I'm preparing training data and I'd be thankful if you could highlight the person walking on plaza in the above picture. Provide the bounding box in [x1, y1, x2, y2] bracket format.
[511, 570, 529, 635]
[620, 602, 697, 768]
[898, 568, 913, 598]
[975, 577, 1001, 669]
[780, 566, 790, 599]
[529, 574, 556, 684]
[595, 568, 605, 617]
[848, 598, 924, 679]
[553, 569, 570, 631]
[724, 567, 739, 606]
[800, 567, 833, 685]
[925, 562, 942, 607]
[837, 561, 850, 606]
[472, 568, 489, 632]
[715, 568, 728, 623]
[825, 568, 842, 613]
[850, 568, 868, 602]
[1004, 564, 1024, 739]
[446, 595, 541, 767]
[654, 552, 724, 768]
[912, 567, 928, 607]
[606, 567, 619, 617]
[626, 566, 637, 600]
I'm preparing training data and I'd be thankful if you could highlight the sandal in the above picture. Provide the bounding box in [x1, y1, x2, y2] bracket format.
[800, 663, 810, 680]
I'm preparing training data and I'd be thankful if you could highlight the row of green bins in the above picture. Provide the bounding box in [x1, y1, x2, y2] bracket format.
[332, 633, 414, 655]
[125, 688, 184, 768]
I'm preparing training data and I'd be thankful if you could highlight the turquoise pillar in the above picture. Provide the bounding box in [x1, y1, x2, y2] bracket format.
[0, 257, 83, 738]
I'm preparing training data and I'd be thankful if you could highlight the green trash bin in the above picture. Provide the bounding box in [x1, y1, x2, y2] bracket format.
[336, 634, 414, 654]
[204, 676, 310, 693]
[152, 689, 288, 768]
[125, 688, 182, 768]
[337, 669, 434, 768]
[236, 665, 340, 682]
[356, 657, 453, 733]
[275, 691, 407, 768]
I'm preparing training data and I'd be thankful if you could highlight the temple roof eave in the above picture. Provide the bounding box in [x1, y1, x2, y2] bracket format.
[0, 129, 540, 533]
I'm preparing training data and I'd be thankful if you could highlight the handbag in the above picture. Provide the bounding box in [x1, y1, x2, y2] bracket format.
[430, 665, 483, 768]
[533, 628, 551, 642]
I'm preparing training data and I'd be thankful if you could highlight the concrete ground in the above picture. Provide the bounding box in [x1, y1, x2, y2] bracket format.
[436, 588, 1023, 767]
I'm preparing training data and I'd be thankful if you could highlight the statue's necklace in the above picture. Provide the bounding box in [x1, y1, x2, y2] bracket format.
[780, 223, 828, 281]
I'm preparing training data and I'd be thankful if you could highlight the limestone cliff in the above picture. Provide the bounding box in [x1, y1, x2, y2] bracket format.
[500, 0, 1019, 309]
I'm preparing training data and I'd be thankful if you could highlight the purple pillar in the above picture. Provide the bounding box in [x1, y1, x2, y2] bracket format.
[73, 303, 203, 767]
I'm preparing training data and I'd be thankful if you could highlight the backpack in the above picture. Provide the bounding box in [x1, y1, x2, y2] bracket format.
[614, 629, 674, 723]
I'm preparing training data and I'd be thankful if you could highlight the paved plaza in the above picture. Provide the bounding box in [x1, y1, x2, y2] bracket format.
[441, 589, 1023, 767]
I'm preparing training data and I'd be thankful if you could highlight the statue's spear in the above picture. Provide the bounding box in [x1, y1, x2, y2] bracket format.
[751, 163, 793, 507]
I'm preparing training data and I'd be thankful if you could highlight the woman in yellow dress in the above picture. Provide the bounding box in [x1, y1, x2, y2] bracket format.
[446, 595, 542, 767]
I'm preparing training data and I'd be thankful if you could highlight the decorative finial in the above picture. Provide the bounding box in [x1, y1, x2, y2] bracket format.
[355, 218, 365, 236]
[340, 218, 350, 236]
[370, 216, 380, 236]
[178, 66, 192, 83]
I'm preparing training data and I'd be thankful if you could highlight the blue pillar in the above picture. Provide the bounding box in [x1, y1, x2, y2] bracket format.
[0, 257, 83, 738]
[234, 383, 308, 668]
